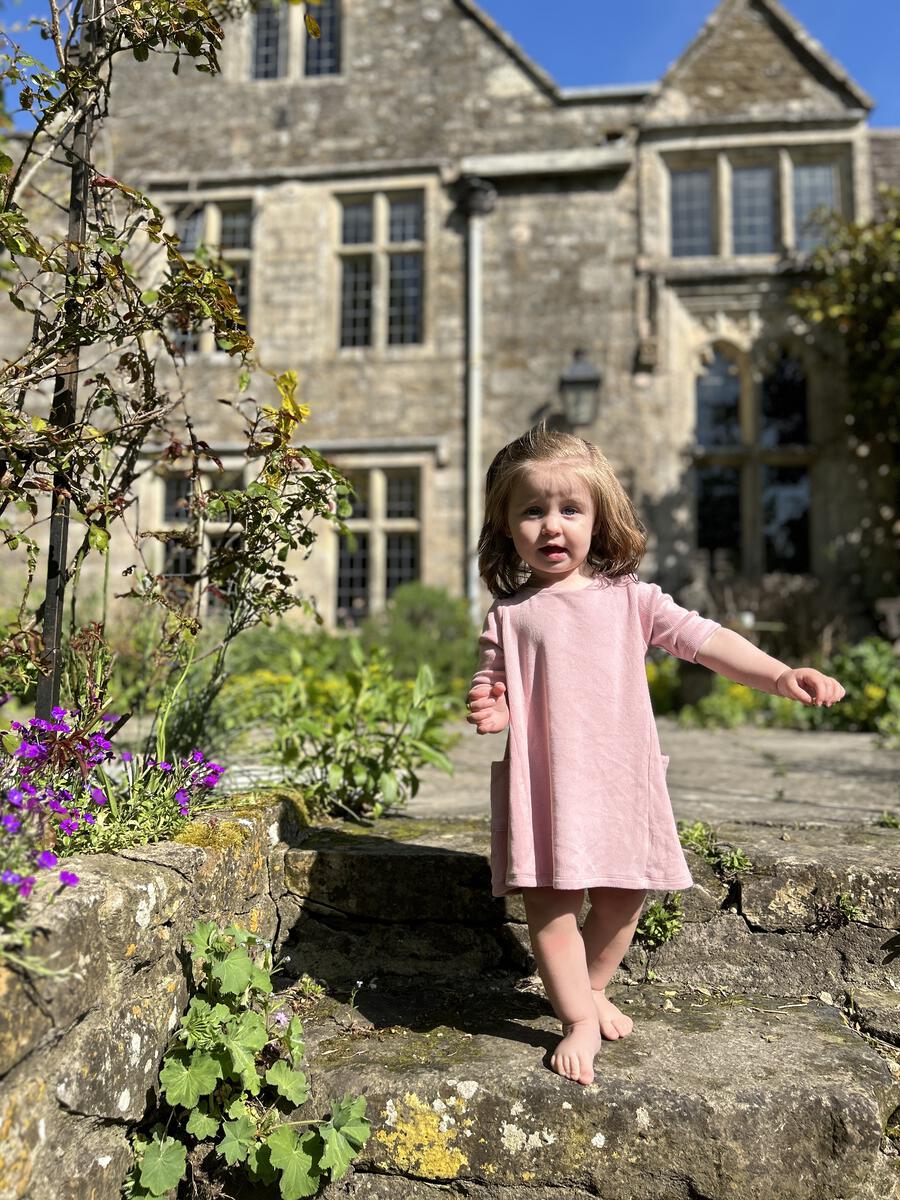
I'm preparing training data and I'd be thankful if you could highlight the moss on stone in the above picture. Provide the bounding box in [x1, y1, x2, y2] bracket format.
[315, 1023, 485, 1074]
[174, 820, 248, 851]
[303, 816, 489, 849]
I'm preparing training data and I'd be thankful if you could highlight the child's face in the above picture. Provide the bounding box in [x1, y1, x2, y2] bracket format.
[506, 464, 597, 588]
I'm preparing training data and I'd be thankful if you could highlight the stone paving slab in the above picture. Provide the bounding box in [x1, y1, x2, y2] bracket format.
[300, 983, 900, 1200]
[410, 717, 900, 826]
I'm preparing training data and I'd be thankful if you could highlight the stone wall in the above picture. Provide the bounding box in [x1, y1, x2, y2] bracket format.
[0, 799, 301, 1200]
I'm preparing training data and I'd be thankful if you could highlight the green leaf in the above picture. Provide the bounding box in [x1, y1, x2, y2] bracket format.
[159, 1049, 222, 1108]
[285, 1015, 305, 1066]
[0, 153, 13, 176]
[219, 1113, 257, 1165]
[185, 920, 216, 960]
[250, 963, 273, 995]
[185, 1105, 220, 1140]
[319, 1094, 370, 1181]
[265, 1060, 309, 1105]
[229, 1009, 268, 1053]
[139, 1133, 187, 1194]
[247, 1141, 278, 1183]
[133, 42, 149, 61]
[140, 289, 158, 305]
[265, 1125, 322, 1200]
[180, 996, 231, 1050]
[412, 662, 434, 706]
[212, 946, 254, 994]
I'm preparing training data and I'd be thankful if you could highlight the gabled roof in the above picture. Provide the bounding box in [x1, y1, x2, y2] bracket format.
[452, 0, 654, 105]
[658, 0, 873, 112]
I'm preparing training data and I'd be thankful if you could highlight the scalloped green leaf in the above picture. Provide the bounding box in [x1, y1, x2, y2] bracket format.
[219, 1113, 257, 1165]
[139, 1133, 187, 1194]
[265, 1060, 309, 1105]
[319, 1094, 370, 1181]
[265, 1125, 322, 1200]
[212, 947, 254, 995]
[185, 1105, 219, 1140]
[159, 1050, 221, 1108]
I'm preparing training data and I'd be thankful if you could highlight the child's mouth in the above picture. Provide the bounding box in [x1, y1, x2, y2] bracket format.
[540, 546, 567, 560]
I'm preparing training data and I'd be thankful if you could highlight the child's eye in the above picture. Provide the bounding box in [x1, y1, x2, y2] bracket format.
[525, 506, 543, 517]
[563, 506, 579, 515]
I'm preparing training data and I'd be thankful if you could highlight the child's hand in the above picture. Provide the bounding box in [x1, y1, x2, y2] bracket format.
[775, 667, 845, 707]
[466, 682, 509, 734]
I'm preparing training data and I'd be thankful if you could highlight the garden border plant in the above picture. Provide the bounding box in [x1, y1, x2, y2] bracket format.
[126, 920, 371, 1200]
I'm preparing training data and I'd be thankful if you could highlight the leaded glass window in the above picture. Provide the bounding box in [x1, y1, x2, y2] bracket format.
[305, 0, 340, 76]
[760, 352, 808, 447]
[337, 533, 369, 624]
[340, 257, 373, 347]
[794, 163, 836, 254]
[388, 253, 423, 345]
[763, 466, 810, 572]
[696, 350, 742, 447]
[386, 533, 419, 596]
[252, 2, 285, 80]
[732, 165, 775, 254]
[671, 169, 713, 257]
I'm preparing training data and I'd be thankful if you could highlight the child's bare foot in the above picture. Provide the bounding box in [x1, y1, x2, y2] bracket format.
[592, 989, 634, 1040]
[549, 1017, 601, 1085]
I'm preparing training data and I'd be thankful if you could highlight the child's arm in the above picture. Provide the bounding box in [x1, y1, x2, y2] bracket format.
[467, 605, 510, 735]
[694, 627, 845, 706]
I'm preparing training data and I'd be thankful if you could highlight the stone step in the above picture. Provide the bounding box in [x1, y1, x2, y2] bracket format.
[294, 981, 900, 1200]
[274, 816, 900, 1016]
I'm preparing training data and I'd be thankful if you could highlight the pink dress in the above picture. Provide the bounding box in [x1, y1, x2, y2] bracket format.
[472, 575, 721, 897]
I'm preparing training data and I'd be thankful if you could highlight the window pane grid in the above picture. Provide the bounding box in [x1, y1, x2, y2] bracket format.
[385, 469, 419, 518]
[207, 530, 244, 612]
[732, 166, 775, 254]
[386, 533, 419, 596]
[219, 203, 252, 250]
[224, 258, 251, 318]
[671, 169, 712, 257]
[794, 164, 836, 253]
[341, 200, 373, 245]
[252, 2, 284, 79]
[337, 533, 369, 625]
[696, 351, 742, 447]
[389, 196, 424, 243]
[305, 0, 340, 75]
[340, 256, 373, 347]
[388, 252, 423, 345]
[164, 475, 192, 522]
[175, 206, 203, 253]
[346, 472, 370, 518]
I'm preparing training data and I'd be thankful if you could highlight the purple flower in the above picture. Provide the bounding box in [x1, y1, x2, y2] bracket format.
[174, 789, 189, 802]
[59, 870, 79, 886]
[157, 761, 173, 772]
[191, 750, 205, 763]
[89, 734, 112, 751]
[101, 713, 120, 723]
[59, 818, 79, 835]
[83, 812, 95, 825]
[28, 717, 52, 731]
[51, 705, 68, 719]
[18, 876, 35, 898]
[50, 721, 72, 733]
[47, 798, 69, 815]
[35, 850, 58, 870]
[58, 789, 74, 801]
[200, 775, 219, 788]
[121, 751, 133, 763]
[0, 692, 11, 707]
[16, 742, 47, 760]
[271, 1009, 290, 1030]
[2, 814, 22, 834]
[1, 870, 22, 885]
[90, 788, 108, 806]
[10, 720, 25, 732]
[6, 788, 24, 807]
[21, 783, 37, 796]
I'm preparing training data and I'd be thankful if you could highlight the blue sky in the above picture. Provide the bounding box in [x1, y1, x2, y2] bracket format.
[479, 1, 899, 126]
[3, 0, 899, 128]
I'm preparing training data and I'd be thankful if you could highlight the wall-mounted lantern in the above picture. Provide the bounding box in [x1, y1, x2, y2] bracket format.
[558, 348, 602, 427]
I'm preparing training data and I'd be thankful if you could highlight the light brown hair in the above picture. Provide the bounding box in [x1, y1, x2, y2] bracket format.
[478, 425, 647, 597]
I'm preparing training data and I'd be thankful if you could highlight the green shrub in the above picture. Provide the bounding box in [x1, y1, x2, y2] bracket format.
[273, 640, 456, 819]
[645, 653, 680, 715]
[360, 582, 478, 700]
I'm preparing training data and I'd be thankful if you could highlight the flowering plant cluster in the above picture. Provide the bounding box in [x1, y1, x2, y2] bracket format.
[0, 704, 226, 938]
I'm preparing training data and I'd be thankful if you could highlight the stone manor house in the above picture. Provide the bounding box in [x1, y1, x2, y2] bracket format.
[39, 0, 900, 633]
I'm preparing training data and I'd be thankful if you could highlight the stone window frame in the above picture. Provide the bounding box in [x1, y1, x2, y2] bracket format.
[690, 339, 815, 580]
[662, 142, 851, 262]
[168, 196, 255, 357]
[247, 0, 342, 82]
[330, 452, 431, 627]
[154, 458, 249, 616]
[331, 179, 433, 357]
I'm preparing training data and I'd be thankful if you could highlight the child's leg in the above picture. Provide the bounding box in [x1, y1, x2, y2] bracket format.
[521, 886, 601, 1085]
[580, 887, 647, 1039]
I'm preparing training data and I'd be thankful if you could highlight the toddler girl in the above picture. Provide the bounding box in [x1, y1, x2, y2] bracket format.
[467, 425, 845, 1086]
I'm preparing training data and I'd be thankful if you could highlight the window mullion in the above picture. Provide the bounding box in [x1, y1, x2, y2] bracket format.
[373, 193, 388, 348]
[717, 152, 730, 258]
[779, 148, 794, 252]
[369, 467, 387, 613]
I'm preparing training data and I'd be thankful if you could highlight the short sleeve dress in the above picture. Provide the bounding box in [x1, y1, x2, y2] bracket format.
[471, 575, 721, 897]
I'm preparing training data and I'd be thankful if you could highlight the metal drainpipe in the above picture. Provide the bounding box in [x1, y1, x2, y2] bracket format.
[462, 176, 497, 624]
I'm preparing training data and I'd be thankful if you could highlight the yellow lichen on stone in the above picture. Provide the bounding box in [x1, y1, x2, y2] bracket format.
[375, 1092, 468, 1178]
[247, 907, 260, 933]
[174, 820, 247, 851]
[125, 942, 137, 956]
